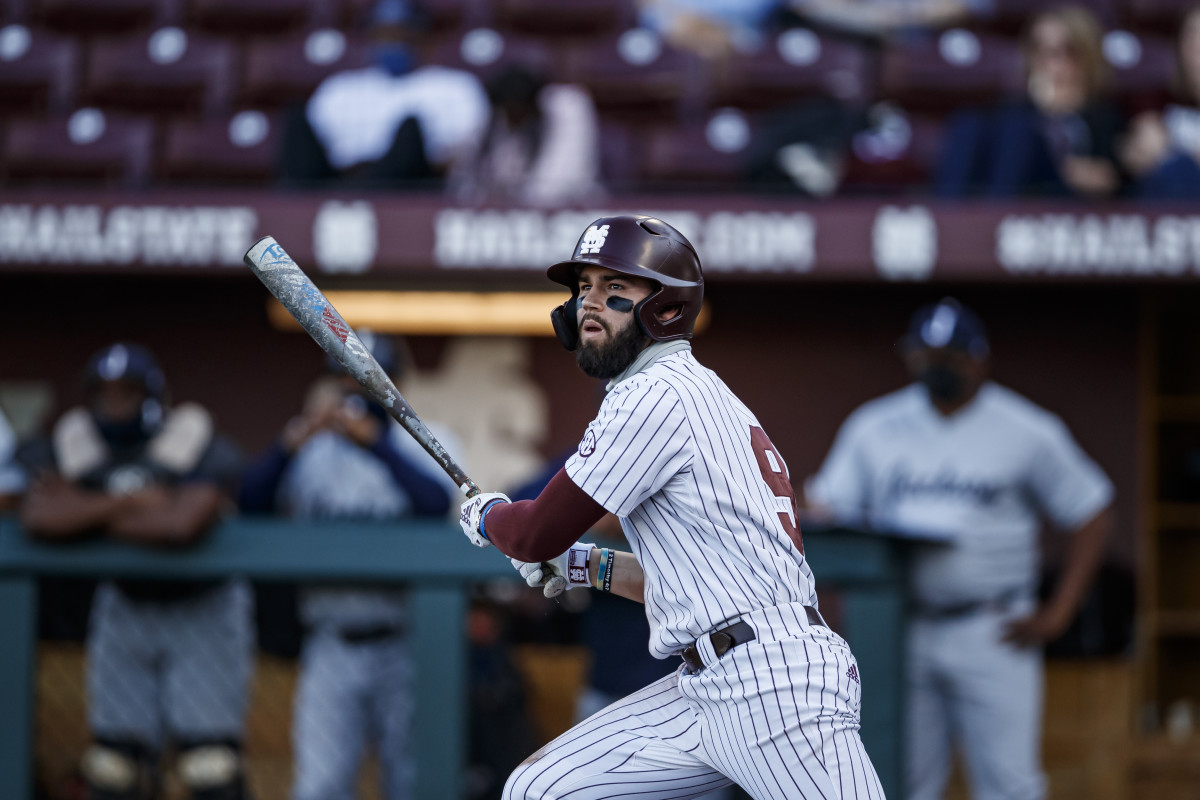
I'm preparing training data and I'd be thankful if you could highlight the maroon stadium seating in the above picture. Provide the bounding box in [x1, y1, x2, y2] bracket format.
[426, 26, 559, 77]
[185, 0, 318, 33]
[342, 0, 483, 30]
[638, 108, 758, 187]
[842, 111, 945, 194]
[492, 0, 633, 36]
[712, 28, 875, 110]
[160, 110, 281, 182]
[560, 28, 708, 119]
[986, 0, 1120, 34]
[1125, 0, 1197, 34]
[1104, 29, 1175, 106]
[0, 25, 79, 114]
[241, 28, 372, 108]
[2, 110, 155, 184]
[878, 29, 1024, 112]
[27, 0, 167, 31]
[82, 27, 236, 114]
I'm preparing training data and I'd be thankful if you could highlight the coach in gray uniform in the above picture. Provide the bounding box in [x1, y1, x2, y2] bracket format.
[239, 331, 453, 800]
[806, 299, 1114, 800]
[22, 343, 250, 800]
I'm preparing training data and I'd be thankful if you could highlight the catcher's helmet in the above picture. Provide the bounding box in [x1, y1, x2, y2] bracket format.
[85, 343, 166, 400]
[900, 298, 990, 360]
[547, 215, 704, 351]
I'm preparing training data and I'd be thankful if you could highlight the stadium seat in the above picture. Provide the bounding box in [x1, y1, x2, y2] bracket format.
[426, 26, 558, 77]
[1104, 29, 1175, 106]
[1125, 0, 1193, 34]
[27, 0, 168, 32]
[0, 24, 79, 114]
[712, 28, 875, 110]
[160, 110, 281, 183]
[985, 0, 1119, 34]
[241, 28, 372, 108]
[2, 109, 154, 185]
[842, 110, 944, 194]
[82, 27, 235, 114]
[637, 108, 757, 188]
[185, 0, 316, 33]
[341, 0, 484, 30]
[878, 29, 1024, 112]
[493, 0, 633, 35]
[560, 28, 708, 119]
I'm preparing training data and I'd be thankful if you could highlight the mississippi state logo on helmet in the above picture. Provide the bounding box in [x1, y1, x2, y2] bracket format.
[547, 215, 704, 351]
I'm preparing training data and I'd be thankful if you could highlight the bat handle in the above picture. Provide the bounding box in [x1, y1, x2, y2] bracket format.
[462, 481, 482, 499]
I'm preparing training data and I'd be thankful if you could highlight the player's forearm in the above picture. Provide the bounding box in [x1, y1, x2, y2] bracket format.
[109, 485, 224, 546]
[485, 468, 608, 561]
[1046, 505, 1112, 622]
[588, 548, 644, 603]
[22, 486, 126, 539]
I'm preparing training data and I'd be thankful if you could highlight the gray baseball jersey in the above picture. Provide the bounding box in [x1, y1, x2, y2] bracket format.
[807, 380, 1112, 800]
[806, 382, 1113, 609]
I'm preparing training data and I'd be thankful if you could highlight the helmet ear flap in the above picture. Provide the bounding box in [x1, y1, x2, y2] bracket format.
[551, 295, 580, 351]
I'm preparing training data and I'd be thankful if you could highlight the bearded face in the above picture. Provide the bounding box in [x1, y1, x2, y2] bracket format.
[576, 311, 649, 379]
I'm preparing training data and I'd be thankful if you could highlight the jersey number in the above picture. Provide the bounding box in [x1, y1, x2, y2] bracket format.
[751, 427, 804, 553]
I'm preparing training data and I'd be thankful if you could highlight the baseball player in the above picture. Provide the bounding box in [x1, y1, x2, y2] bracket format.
[459, 215, 884, 800]
[239, 331, 455, 800]
[20, 343, 251, 800]
[805, 299, 1114, 800]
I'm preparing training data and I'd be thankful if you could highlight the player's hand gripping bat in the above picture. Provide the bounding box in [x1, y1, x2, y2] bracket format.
[243, 235, 482, 499]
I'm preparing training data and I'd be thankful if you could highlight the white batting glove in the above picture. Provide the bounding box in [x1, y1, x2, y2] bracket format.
[511, 542, 595, 598]
[459, 492, 511, 549]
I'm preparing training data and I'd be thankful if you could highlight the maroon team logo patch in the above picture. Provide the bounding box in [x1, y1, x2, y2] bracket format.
[578, 429, 597, 458]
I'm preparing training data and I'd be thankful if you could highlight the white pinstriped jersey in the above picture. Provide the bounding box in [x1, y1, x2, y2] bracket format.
[565, 345, 818, 658]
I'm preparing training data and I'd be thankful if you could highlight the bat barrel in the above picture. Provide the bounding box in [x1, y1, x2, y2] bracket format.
[244, 236, 482, 498]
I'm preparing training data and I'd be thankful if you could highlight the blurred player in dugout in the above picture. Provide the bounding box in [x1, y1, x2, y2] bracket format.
[805, 299, 1114, 800]
[20, 343, 251, 800]
[239, 331, 455, 800]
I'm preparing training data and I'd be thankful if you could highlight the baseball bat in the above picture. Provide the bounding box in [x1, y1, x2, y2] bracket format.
[243, 235, 481, 499]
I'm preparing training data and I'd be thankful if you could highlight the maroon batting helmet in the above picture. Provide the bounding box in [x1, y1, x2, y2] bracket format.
[547, 215, 704, 351]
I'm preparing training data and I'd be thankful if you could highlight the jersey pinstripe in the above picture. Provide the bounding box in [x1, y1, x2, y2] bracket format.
[565, 347, 818, 658]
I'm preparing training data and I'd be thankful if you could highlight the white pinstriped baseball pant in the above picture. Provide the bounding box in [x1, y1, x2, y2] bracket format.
[504, 602, 885, 800]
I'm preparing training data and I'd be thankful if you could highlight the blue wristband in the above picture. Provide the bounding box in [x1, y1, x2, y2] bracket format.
[478, 499, 503, 541]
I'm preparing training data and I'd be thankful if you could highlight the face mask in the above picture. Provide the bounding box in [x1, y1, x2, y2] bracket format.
[918, 365, 965, 404]
[94, 398, 162, 448]
[375, 43, 415, 77]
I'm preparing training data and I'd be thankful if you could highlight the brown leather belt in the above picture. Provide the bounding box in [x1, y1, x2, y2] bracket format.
[681, 606, 825, 673]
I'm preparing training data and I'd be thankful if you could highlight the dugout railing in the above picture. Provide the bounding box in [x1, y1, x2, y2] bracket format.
[0, 517, 907, 798]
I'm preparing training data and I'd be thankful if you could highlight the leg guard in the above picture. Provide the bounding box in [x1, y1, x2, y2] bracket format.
[176, 740, 249, 800]
[81, 739, 155, 800]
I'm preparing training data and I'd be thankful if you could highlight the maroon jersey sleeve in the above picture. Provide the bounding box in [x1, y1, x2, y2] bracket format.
[483, 468, 608, 562]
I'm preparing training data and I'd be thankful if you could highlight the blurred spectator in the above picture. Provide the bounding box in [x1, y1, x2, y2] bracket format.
[637, 0, 786, 60]
[936, 5, 1126, 198]
[448, 63, 602, 206]
[0, 405, 25, 511]
[1120, 4, 1200, 199]
[20, 343, 250, 800]
[238, 331, 454, 800]
[279, 0, 488, 188]
[785, 0, 992, 40]
[805, 298, 1114, 800]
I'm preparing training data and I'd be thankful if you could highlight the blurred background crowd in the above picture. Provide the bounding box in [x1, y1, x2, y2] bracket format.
[2, 0, 1200, 799]
[1, 0, 1199, 199]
